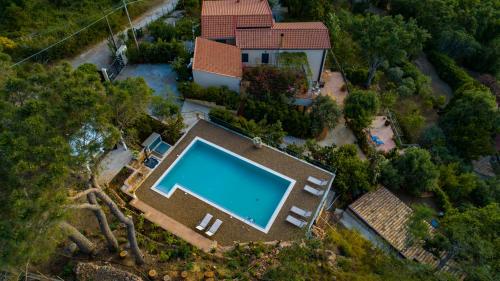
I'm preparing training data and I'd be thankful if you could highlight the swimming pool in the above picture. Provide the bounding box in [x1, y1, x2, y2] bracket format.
[151, 137, 296, 233]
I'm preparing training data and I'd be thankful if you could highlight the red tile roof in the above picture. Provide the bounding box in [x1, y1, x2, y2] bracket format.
[202, 0, 273, 16]
[192, 37, 243, 78]
[235, 22, 331, 49]
[201, 0, 273, 39]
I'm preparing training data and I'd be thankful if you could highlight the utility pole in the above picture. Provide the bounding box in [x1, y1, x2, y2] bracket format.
[122, 0, 140, 50]
[105, 15, 118, 52]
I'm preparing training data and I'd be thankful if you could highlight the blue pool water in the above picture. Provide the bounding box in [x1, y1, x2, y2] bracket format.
[152, 138, 294, 232]
[154, 142, 171, 155]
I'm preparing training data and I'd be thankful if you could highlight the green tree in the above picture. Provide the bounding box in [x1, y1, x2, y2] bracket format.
[150, 95, 180, 122]
[425, 204, 500, 279]
[440, 89, 499, 160]
[310, 95, 341, 137]
[105, 77, 153, 142]
[0, 63, 120, 270]
[147, 21, 176, 42]
[307, 144, 373, 205]
[351, 14, 430, 87]
[344, 89, 380, 131]
[382, 147, 439, 196]
[406, 204, 436, 247]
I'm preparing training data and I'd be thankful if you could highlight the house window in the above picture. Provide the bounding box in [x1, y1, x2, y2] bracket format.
[242, 53, 249, 63]
[261, 53, 269, 64]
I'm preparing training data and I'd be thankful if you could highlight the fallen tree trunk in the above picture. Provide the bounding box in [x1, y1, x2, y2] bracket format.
[87, 189, 119, 252]
[91, 177, 145, 265]
[60, 222, 95, 255]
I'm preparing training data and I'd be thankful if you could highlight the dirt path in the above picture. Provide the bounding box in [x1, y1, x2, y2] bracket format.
[414, 53, 453, 102]
[69, 0, 178, 69]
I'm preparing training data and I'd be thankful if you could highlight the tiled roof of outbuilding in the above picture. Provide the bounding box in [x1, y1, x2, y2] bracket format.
[349, 187, 438, 266]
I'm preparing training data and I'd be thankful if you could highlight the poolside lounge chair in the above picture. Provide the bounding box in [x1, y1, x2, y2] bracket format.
[286, 215, 307, 228]
[291, 206, 312, 218]
[307, 176, 328, 186]
[196, 213, 213, 231]
[304, 185, 325, 196]
[205, 219, 223, 237]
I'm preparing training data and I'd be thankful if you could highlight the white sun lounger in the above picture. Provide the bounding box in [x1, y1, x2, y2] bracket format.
[291, 206, 312, 218]
[304, 185, 324, 196]
[196, 213, 213, 231]
[286, 215, 307, 228]
[307, 176, 328, 186]
[205, 219, 223, 237]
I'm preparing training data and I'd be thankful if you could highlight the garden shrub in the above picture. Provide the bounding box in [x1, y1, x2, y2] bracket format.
[243, 99, 312, 138]
[242, 65, 308, 101]
[127, 39, 188, 64]
[345, 67, 369, 87]
[427, 51, 478, 91]
[433, 186, 453, 213]
[209, 108, 286, 145]
[147, 21, 176, 42]
[128, 114, 183, 146]
[179, 82, 240, 109]
[386, 66, 404, 82]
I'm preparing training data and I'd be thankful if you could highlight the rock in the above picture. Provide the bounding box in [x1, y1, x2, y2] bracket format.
[204, 271, 215, 278]
[75, 262, 143, 281]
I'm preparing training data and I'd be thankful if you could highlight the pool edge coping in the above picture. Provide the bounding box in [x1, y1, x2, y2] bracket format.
[150, 136, 296, 234]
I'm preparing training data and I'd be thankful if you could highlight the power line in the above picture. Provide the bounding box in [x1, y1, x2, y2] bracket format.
[10, 0, 153, 67]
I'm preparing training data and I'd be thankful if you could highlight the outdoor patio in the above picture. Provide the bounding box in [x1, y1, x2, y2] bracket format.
[368, 116, 396, 153]
[131, 119, 335, 247]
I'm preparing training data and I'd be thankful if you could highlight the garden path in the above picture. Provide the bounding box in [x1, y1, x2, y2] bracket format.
[96, 144, 132, 185]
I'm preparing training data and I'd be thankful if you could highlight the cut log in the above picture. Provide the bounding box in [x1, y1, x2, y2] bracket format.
[87, 189, 119, 252]
[60, 222, 95, 255]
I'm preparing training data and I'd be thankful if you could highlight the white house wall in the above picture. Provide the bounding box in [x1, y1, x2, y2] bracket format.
[193, 70, 241, 93]
[241, 49, 326, 82]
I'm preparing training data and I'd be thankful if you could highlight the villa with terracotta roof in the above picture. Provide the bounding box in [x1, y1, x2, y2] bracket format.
[192, 0, 331, 95]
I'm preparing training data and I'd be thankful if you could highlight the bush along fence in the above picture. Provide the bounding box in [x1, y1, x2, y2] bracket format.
[207, 109, 336, 174]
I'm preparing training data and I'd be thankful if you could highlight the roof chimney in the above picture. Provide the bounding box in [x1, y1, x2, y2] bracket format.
[279, 33, 284, 49]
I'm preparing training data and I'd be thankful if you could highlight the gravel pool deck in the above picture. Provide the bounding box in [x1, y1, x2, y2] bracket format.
[134, 119, 334, 247]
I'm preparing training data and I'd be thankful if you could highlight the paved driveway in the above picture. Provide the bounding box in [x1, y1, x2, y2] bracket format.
[116, 64, 180, 101]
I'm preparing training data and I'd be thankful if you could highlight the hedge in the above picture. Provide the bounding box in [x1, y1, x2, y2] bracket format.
[433, 186, 453, 213]
[209, 108, 285, 145]
[427, 51, 478, 91]
[127, 39, 188, 64]
[178, 82, 240, 110]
